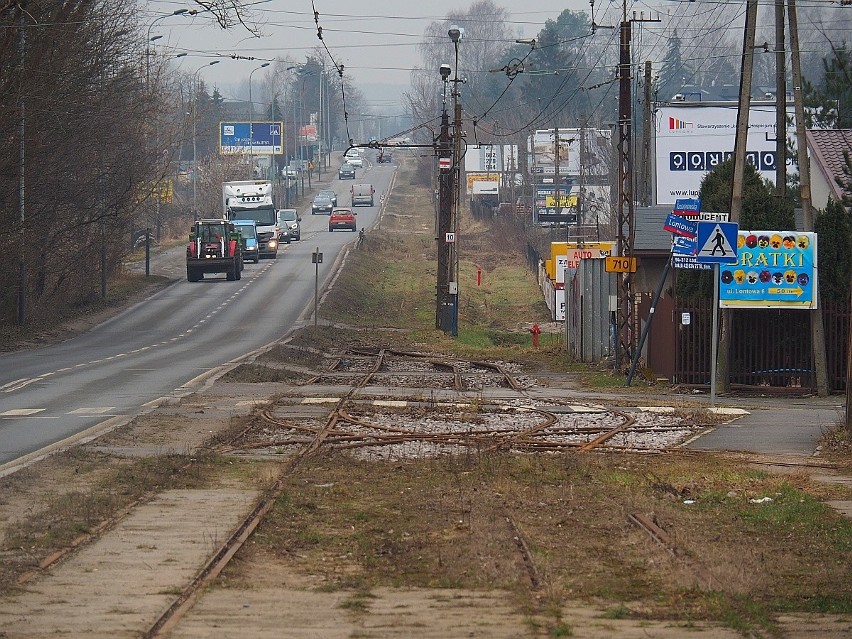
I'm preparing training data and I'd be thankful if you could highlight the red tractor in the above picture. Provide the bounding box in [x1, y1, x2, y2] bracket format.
[186, 219, 243, 282]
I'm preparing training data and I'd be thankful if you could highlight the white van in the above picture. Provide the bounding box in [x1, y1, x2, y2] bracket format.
[351, 183, 374, 207]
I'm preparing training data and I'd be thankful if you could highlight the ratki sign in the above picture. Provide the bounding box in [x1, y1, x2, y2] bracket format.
[719, 231, 817, 309]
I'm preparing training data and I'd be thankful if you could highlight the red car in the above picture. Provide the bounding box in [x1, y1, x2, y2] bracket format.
[328, 208, 356, 232]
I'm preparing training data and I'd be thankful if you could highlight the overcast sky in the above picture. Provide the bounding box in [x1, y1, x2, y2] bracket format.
[145, 0, 596, 102]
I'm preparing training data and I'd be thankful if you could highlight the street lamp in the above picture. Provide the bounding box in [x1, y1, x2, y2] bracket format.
[192, 60, 220, 215]
[146, 9, 189, 86]
[248, 62, 270, 174]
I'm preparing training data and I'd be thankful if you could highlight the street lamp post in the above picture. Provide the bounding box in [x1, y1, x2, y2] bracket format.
[298, 70, 317, 190]
[146, 9, 188, 86]
[248, 62, 270, 176]
[192, 60, 220, 216]
[283, 65, 298, 204]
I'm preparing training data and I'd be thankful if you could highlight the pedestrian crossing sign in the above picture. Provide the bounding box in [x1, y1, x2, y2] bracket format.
[696, 221, 739, 264]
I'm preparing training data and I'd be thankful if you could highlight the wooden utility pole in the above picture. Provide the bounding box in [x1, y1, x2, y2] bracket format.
[789, 0, 829, 396]
[717, 0, 759, 393]
[775, 0, 787, 198]
[642, 60, 653, 207]
[578, 120, 586, 246]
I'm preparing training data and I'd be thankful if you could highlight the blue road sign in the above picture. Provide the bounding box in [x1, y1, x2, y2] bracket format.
[672, 235, 696, 256]
[664, 213, 698, 238]
[219, 121, 284, 155]
[696, 221, 739, 264]
[674, 198, 701, 214]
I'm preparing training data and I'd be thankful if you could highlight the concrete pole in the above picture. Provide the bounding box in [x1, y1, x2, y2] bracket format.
[789, 0, 829, 396]
[716, 0, 758, 394]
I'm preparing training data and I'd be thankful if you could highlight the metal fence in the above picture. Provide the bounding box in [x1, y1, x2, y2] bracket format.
[674, 299, 848, 391]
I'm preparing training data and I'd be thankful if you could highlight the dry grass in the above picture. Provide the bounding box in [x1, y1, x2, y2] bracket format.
[231, 450, 852, 632]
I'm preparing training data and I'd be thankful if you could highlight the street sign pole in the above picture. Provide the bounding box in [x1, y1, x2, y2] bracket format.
[710, 263, 719, 406]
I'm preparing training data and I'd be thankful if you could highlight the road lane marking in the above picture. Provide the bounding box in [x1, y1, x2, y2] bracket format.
[1, 408, 46, 416]
[66, 407, 116, 415]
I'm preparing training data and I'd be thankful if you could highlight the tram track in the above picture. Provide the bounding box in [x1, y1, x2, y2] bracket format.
[133, 348, 725, 636]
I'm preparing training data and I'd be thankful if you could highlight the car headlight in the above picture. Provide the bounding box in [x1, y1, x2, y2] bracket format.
[268, 239, 277, 249]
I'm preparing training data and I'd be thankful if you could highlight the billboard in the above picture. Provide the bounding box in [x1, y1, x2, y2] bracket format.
[300, 124, 318, 144]
[466, 173, 500, 196]
[219, 122, 284, 155]
[655, 104, 796, 205]
[465, 145, 502, 172]
[719, 231, 817, 309]
[529, 128, 611, 178]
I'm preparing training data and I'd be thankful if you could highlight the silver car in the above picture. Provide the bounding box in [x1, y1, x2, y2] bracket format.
[276, 209, 301, 241]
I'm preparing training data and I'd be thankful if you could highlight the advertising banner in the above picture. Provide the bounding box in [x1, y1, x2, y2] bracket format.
[465, 145, 502, 172]
[466, 173, 500, 195]
[719, 231, 817, 309]
[220, 122, 284, 155]
[655, 105, 795, 205]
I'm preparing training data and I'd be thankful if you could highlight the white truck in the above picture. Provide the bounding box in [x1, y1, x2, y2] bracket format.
[222, 180, 279, 259]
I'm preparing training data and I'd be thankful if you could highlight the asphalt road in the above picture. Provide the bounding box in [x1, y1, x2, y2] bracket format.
[0, 156, 397, 468]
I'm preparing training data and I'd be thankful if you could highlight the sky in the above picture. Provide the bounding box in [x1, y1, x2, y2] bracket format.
[143, 0, 595, 104]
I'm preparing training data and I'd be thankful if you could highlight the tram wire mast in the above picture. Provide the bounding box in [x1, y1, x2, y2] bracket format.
[436, 63, 453, 330]
[614, 5, 659, 369]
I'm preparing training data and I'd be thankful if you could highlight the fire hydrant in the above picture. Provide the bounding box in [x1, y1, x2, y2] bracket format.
[530, 323, 541, 349]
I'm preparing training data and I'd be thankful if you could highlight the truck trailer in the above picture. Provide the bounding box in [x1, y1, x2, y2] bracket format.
[222, 180, 279, 258]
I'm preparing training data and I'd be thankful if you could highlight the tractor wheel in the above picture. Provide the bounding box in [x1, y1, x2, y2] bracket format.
[187, 266, 200, 282]
[226, 261, 237, 281]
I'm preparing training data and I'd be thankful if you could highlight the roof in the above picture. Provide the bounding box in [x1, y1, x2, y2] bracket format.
[806, 129, 852, 204]
[632, 206, 806, 255]
[634, 206, 673, 254]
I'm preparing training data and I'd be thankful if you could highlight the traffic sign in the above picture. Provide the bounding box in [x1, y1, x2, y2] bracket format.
[673, 198, 702, 215]
[671, 235, 696, 256]
[696, 221, 739, 263]
[605, 256, 637, 273]
[219, 121, 284, 155]
[664, 213, 698, 238]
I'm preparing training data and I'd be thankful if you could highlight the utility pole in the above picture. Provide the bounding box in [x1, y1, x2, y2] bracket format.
[17, 1, 27, 325]
[614, 7, 659, 367]
[642, 60, 652, 207]
[788, 0, 829, 395]
[554, 127, 562, 241]
[451, 83, 462, 337]
[578, 121, 586, 246]
[615, 12, 635, 368]
[717, 0, 758, 394]
[448, 26, 463, 337]
[775, 0, 787, 199]
[436, 64, 452, 330]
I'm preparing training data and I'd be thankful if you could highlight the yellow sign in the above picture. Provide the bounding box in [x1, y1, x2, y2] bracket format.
[466, 173, 499, 194]
[605, 256, 638, 273]
[545, 194, 577, 208]
[155, 180, 174, 204]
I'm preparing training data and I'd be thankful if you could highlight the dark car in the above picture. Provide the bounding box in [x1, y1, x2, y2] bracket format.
[276, 209, 301, 241]
[311, 193, 334, 215]
[328, 208, 356, 232]
[338, 163, 356, 180]
[376, 151, 393, 163]
[318, 189, 338, 207]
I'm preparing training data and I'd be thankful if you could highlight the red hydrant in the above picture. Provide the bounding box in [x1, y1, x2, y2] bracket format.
[530, 323, 541, 349]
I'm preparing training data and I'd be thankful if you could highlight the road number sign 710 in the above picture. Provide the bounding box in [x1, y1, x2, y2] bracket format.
[605, 256, 637, 273]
